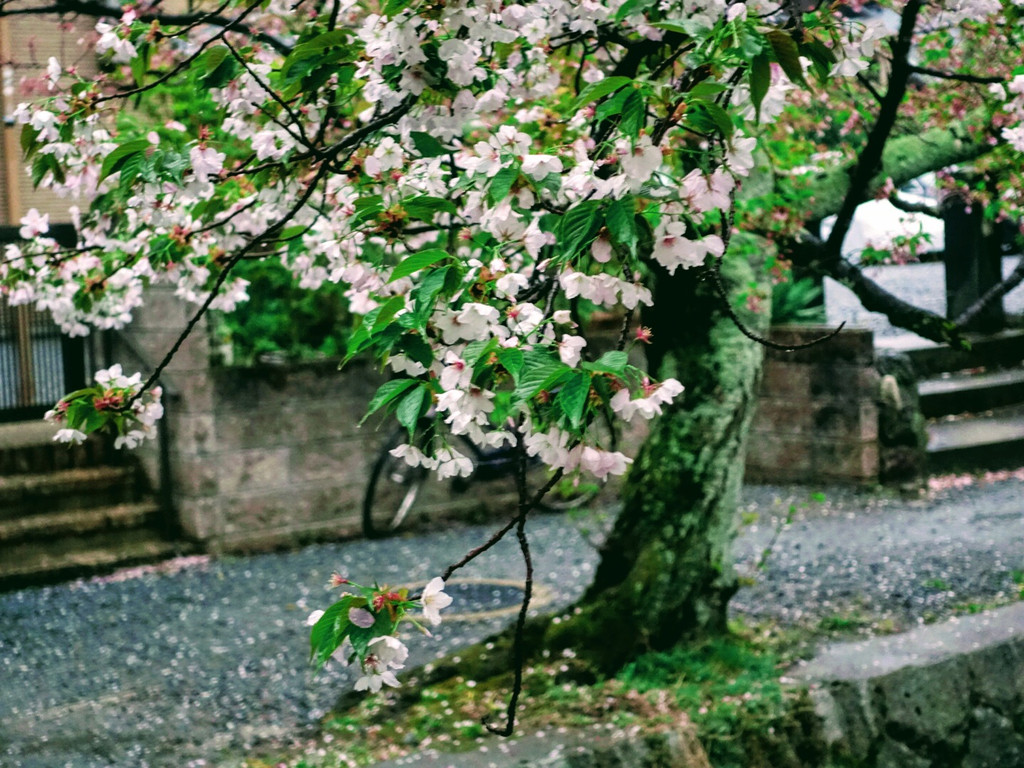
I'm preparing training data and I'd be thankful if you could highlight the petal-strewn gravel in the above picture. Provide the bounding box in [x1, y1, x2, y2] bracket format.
[4, 474, 1024, 768]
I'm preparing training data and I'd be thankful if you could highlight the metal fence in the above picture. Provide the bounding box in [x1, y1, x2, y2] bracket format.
[0, 225, 87, 422]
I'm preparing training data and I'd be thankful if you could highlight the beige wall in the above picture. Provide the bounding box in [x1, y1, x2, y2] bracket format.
[0, 4, 97, 224]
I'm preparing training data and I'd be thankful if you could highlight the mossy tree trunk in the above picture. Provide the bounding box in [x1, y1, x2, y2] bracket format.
[545, 248, 769, 674]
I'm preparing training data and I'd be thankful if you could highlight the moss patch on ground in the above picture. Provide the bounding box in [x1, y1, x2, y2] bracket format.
[228, 620, 838, 768]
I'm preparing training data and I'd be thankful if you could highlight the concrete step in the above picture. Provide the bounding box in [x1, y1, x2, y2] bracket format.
[0, 501, 160, 544]
[0, 421, 110, 475]
[0, 466, 138, 519]
[919, 366, 1024, 418]
[926, 404, 1024, 473]
[0, 529, 186, 591]
[878, 328, 1024, 377]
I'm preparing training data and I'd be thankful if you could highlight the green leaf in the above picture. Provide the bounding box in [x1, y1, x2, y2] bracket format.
[653, 17, 710, 36]
[515, 350, 565, 399]
[689, 81, 727, 99]
[202, 51, 238, 88]
[488, 165, 518, 205]
[100, 139, 151, 182]
[556, 372, 591, 429]
[372, 295, 407, 333]
[694, 99, 734, 139]
[348, 607, 398, 659]
[766, 30, 807, 87]
[281, 30, 352, 79]
[404, 196, 457, 221]
[399, 334, 433, 368]
[572, 76, 632, 109]
[496, 347, 524, 378]
[381, 0, 410, 15]
[557, 200, 604, 259]
[605, 198, 637, 253]
[20, 124, 39, 160]
[130, 53, 147, 89]
[413, 266, 450, 320]
[595, 87, 631, 122]
[204, 45, 230, 74]
[800, 36, 837, 83]
[389, 249, 450, 282]
[396, 385, 428, 437]
[619, 89, 646, 138]
[585, 350, 629, 375]
[310, 598, 352, 667]
[410, 131, 448, 157]
[363, 379, 418, 421]
[749, 53, 772, 122]
[615, 0, 658, 19]
[118, 153, 147, 194]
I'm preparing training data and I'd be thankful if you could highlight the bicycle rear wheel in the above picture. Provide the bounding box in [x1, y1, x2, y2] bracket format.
[363, 430, 429, 538]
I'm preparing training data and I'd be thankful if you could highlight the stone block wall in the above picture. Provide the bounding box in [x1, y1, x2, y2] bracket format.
[120, 288, 387, 552]
[120, 303, 881, 550]
[745, 325, 880, 484]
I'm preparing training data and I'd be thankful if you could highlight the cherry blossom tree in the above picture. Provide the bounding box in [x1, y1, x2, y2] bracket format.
[3, 0, 1024, 734]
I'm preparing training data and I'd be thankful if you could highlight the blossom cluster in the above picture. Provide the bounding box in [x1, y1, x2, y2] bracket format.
[44, 364, 163, 449]
[307, 575, 452, 692]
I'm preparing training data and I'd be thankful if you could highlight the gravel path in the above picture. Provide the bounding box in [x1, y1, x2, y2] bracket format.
[3, 474, 1024, 768]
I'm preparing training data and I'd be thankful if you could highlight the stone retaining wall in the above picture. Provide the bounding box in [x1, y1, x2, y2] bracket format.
[796, 602, 1024, 767]
[122, 288, 387, 552]
[746, 325, 880, 484]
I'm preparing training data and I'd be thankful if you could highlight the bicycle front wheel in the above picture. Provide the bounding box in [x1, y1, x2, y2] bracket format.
[362, 431, 429, 539]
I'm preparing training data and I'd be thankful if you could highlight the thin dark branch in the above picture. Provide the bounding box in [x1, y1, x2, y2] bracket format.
[823, 0, 924, 259]
[953, 256, 1024, 328]
[792, 231, 963, 345]
[440, 518, 517, 582]
[483, 429, 534, 737]
[855, 71, 885, 104]
[483, 513, 532, 737]
[888, 192, 939, 217]
[713, 184, 844, 351]
[223, 39, 313, 149]
[909, 64, 1005, 85]
[0, 0, 291, 55]
[93, 0, 265, 106]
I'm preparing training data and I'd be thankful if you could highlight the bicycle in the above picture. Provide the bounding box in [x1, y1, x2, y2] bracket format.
[362, 415, 615, 539]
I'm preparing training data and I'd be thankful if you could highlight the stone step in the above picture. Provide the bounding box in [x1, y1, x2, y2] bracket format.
[926, 404, 1024, 473]
[0, 529, 186, 591]
[878, 328, 1024, 377]
[0, 466, 138, 519]
[0, 421, 110, 475]
[0, 501, 160, 544]
[919, 366, 1024, 418]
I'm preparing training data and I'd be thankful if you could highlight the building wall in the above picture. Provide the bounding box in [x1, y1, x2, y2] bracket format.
[0, 5, 98, 224]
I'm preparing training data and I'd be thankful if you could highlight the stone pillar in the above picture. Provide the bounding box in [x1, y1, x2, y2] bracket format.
[942, 195, 1005, 332]
[746, 325, 879, 484]
[118, 287, 222, 544]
